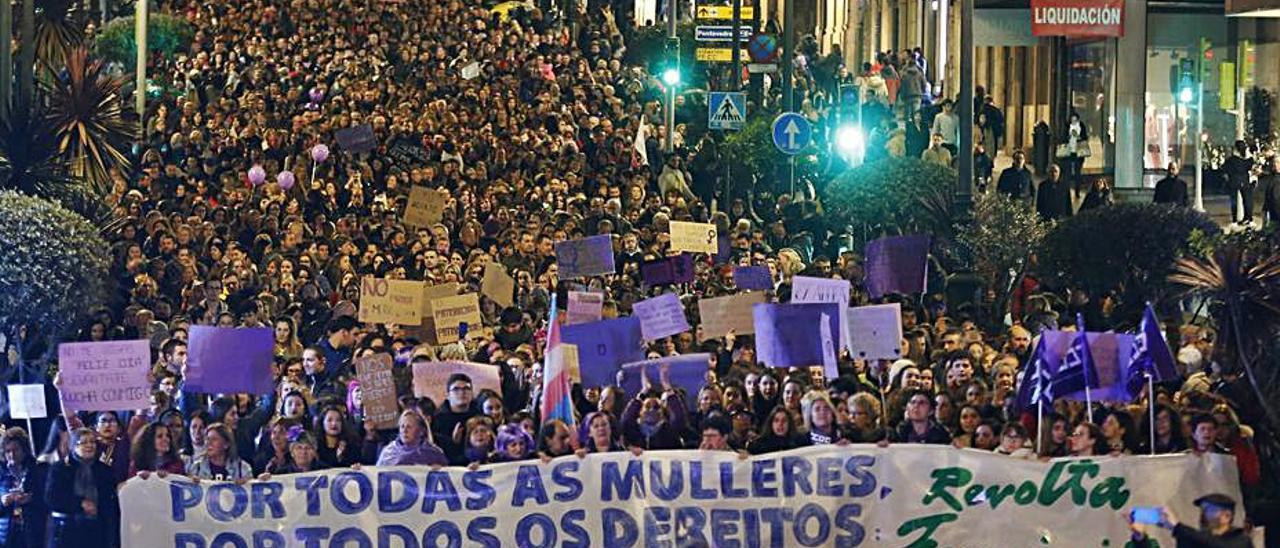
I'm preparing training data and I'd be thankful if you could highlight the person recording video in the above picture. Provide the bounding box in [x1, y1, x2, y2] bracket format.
[1126, 493, 1252, 548]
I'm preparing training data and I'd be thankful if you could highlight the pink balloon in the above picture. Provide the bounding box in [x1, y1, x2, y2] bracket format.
[247, 165, 267, 186]
[311, 144, 330, 163]
[277, 170, 296, 190]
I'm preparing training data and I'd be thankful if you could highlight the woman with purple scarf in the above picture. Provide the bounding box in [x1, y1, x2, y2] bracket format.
[375, 411, 447, 467]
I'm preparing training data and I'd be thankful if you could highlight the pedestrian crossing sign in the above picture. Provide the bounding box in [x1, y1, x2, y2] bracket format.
[708, 91, 746, 130]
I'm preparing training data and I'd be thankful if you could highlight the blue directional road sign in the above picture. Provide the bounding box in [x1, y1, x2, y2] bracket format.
[708, 92, 746, 131]
[771, 112, 811, 155]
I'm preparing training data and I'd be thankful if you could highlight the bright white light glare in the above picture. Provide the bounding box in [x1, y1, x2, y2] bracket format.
[662, 68, 680, 86]
[836, 125, 864, 155]
[1179, 87, 1194, 103]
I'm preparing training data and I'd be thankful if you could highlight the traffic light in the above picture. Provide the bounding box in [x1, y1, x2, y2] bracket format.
[1199, 37, 1213, 80]
[662, 37, 682, 87]
[1178, 57, 1195, 104]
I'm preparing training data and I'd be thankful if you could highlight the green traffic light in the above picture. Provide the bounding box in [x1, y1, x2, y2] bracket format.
[662, 68, 681, 86]
[1179, 86, 1194, 104]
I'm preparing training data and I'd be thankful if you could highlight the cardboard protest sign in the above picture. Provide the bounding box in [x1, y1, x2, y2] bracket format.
[566, 291, 604, 325]
[358, 278, 424, 325]
[640, 254, 695, 287]
[847, 303, 904, 361]
[562, 317, 645, 388]
[354, 354, 398, 429]
[632, 293, 691, 341]
[555, 235, 616, 278]
[185, 326, 275, 394]
[334, 124, 377, 154]
[791, 276, 852, 351]
[617, 354, 710, 404]
[7, 384, 46, 419]
[403, 186, 448, 228]
[411, 361, 501, 403]
[733, 265, 773, 290]
[56, 340, 151, 412]
[431, 293, 482, 344]
[697, 292, 767, 341]
[753, 303, 842, 368]
[412, 283, 460, 345]
[668, 221, 718, 254]
[481, 262, 515, 308]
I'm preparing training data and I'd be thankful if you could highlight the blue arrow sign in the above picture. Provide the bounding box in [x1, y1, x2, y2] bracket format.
[771, 112, 811, 155]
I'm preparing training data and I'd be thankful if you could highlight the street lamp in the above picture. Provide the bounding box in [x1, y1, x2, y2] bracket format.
[662, 67, 681, 87]
[835, 124, 865, 166]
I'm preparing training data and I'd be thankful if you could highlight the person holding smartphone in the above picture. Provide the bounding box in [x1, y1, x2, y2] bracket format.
[1126, 493, 1251, 547]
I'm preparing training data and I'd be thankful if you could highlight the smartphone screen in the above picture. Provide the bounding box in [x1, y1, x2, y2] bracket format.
[1131, 507, 1161, 525]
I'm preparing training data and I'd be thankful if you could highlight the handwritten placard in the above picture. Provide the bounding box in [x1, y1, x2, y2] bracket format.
[431, 293, 482, 344]
[791, 276, 852, 352]
[354, 354, 398, 429]
[7, 384, 47, 419]
[566, 291, 604, 325]
[411, 361, 501, 403]
[481, 262, 515, 308]
[555, 235, 616, 278]
[403, 186, 448, 228]
[57, 340, 151, 412]
[358, 278, 424, 325]
[413, 283, 461, 345]
[632, 292, 691, 341]
[697, 292, 767, 341]
[848, 303, 904, 360]
[669, 221, 718, 254]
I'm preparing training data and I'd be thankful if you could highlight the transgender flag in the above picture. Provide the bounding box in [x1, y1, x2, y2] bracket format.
[541, 294, 577, 426]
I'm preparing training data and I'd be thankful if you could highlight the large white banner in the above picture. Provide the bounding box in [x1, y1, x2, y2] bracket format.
[121, 446, 1241, 547]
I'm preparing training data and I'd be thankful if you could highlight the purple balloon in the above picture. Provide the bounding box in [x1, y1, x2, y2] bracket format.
[277, 170, 296, 190]
[311, 144, 330, 163]
[309, 87, 324, 103]
[247, 165, 267, 186]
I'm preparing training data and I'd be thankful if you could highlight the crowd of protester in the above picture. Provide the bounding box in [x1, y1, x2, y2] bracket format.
[0, 0, 1272, 547]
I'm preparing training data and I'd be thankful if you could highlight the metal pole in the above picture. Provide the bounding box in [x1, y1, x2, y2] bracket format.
[1147, 373, 1155, 455]
[664, 0, 676, 154]
[17, 0, 33, 113]
[732, 0, 742, 92]
[1194, 80, 1204, 211]
[957, 0, 973, 204]
[748, 0, 762, 107]
[782, 0, 793, 111]
[135, 0, 148, 140]
[0, 0, 10, 120]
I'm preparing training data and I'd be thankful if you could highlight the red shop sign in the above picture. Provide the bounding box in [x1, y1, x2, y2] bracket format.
[1031, 0, 1125, 37]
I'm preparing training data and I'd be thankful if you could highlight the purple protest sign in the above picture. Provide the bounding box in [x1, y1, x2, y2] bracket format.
[715, 235, 731, 265]
[186, 326, 275, 395]
[555, 234, 616, 279]
[864, 234, 930, 298]
[562, 317, 646, 388]
[632, 292, 691, 341]
[334, 124, 377, 154]
[733, 266, 773, 290]
[641, 254, 694, 287]
[753, 302, 842, 368]
[57, 340, 150, 412]
[618, 354, 711, 406]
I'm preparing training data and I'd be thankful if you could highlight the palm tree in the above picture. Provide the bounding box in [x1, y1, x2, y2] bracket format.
[34, 0, 87, 73]
[0, 100, 110, 223]
[44, 46, 135, 195]
[1169, 238, 1280, 434]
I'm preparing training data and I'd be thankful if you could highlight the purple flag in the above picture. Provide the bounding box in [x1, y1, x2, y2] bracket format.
[752, 303, 842, 368]
[1050, 315, 1101, 401]
[562, 317, 645, 388]
[641, 254, 694, 286]
[618, 354, 710, 405]
[733, 265, 773, 290]
[714, 235, 732, 265]
[186, 326, 275, 395]
[555, 235, 616, 279]
[864, 235, 930, 298]
[1125, 304, 1179, 399]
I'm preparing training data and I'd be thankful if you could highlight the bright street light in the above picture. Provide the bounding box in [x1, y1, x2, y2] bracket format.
[836, 124, 864, 156]
[662, 68, 680, 87]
